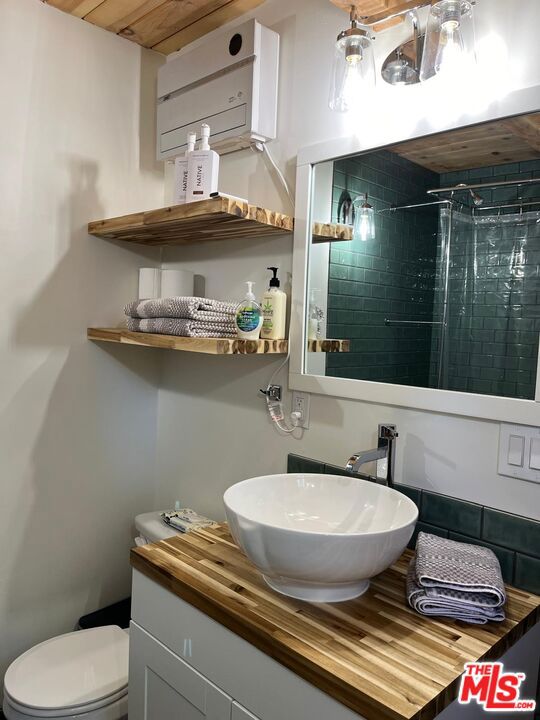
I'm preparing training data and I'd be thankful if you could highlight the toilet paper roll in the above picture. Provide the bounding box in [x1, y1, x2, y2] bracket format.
[161, 269, 195, 298]
[138, 268, 161, 299]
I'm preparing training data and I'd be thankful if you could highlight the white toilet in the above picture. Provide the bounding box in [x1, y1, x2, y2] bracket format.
[3, 512, 179, 720]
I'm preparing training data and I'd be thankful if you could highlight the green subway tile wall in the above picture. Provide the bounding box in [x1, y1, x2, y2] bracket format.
[327, 151, 439, 386]
[287, 454, 540, 594]
[326, 154, 540, 398]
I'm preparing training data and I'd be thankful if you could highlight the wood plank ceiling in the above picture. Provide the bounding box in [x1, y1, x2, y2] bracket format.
[43, 0, 266, 54]
[389, 113, 540, 173]
[329, 0, 414, 27]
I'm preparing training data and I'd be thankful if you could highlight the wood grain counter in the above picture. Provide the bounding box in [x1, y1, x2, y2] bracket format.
[131, 525, 540, 720]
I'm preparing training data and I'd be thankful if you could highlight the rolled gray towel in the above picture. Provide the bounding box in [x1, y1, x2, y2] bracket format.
[407, 532, 506, 624]
[125, 296, 236, 320]
[127, 318, 237, 338]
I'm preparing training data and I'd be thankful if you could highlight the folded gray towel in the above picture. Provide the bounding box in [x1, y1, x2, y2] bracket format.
[407, 532, 506, 624]
[127, 317, 237, 338]
[125, 296, 236, 320]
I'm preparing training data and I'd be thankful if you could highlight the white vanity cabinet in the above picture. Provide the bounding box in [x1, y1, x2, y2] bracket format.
[129, 569, 363, 720]
[129, 622, 239, 720]
[130, 564, 540, 720]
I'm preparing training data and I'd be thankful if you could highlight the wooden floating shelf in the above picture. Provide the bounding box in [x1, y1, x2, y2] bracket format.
[89, 198, 352, 247]
[88, 328, 288, 355]
[88, 198, 294, 247]
[88, 329, 350, 356]
[308, 339, 350, 352]
[312, 222, 352, 244]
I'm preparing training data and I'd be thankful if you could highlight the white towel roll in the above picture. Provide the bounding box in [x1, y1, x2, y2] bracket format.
[138, 268, 161, 299]
[161, 269, 195, 298]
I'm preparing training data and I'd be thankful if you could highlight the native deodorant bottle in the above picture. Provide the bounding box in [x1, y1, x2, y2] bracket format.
[186, 124, 219, 201]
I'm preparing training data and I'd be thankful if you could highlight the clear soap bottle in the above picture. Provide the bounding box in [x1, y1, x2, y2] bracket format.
[235, 282, 263, 340]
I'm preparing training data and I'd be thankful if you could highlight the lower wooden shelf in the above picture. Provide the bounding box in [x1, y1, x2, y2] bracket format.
[307, 339, 350, 352]
[88, 329, 351, 356]
[88, 328, 288, 355]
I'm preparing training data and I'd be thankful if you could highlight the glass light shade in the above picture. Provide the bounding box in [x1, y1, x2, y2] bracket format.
[329, 30, 375, 113]
[419, 0, 475, 83]
[353, 196, 375, 242]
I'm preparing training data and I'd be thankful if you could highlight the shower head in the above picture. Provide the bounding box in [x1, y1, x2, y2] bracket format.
[455, 183, 484, 206]
[469, 189, 484, 206]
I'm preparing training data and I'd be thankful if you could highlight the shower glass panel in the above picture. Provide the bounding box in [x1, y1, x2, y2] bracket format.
[435, 207, 540, 399]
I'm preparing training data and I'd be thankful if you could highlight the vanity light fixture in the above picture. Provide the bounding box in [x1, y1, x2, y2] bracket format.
[329, 7, 375, 112]
[353, 193, 375, 242]
[420, 0, 475, 81]
[329, 1, 477, 101]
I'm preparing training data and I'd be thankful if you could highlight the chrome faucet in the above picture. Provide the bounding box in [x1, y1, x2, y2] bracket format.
[346, 424, 399, 488]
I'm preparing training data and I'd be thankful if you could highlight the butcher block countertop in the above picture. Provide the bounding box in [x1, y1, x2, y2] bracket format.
[131, 524, 540, 720]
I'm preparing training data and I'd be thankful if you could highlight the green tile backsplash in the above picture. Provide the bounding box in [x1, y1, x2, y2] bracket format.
[421, 492, 482, 538]
[287, 453, 540, 595]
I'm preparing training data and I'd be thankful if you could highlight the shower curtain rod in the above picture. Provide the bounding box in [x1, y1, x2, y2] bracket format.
[378, 199, 453, 213]
[427, 176, 540, 195]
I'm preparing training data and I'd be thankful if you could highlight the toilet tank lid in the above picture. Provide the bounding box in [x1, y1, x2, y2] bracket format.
[135, 510, 181, 543]
[4, 626, 128, 711]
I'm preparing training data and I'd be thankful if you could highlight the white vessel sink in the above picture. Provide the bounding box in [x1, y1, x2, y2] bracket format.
[224, 473, 418, 603]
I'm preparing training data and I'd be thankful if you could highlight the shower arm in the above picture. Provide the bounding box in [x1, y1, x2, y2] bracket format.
[473, 199, 540, 213]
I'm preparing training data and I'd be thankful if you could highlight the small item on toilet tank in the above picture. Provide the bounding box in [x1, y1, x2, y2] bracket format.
[187, 124, 220, 201]
[161, 508, 218, 533]
[160, 269, 195, 298]
[138, 268, 161, 299]
[173, 131, 196, 204]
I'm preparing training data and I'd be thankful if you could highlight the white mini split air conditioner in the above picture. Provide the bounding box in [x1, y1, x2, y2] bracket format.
[157, 19, 279, 160]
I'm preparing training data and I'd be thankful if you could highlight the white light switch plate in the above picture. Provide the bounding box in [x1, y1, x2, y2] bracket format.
[498, 423, 540, 483]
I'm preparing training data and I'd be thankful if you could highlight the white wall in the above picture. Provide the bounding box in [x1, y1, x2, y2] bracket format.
[157, 0, 540, 522]
[0, 0, 163, 681]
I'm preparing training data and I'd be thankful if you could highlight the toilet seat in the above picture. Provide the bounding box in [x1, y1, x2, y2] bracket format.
[3, 689, 128, 719]
[3, 627, 128, 719]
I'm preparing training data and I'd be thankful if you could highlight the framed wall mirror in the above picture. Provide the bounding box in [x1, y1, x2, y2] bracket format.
[291, 98, 540, 424]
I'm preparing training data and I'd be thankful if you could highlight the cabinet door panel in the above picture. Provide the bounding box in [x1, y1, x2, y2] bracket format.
[232, 701, 261, 719]
[129, 621, 231, 720]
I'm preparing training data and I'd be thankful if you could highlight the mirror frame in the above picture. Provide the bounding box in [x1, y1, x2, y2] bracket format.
[289, 85, 540, 424]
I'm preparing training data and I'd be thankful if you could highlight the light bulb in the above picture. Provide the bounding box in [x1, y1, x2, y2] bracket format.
[419, 0, 475, 83]
[434, 21, 465, 75]
[340, 58, 364, 112]
[329, 22, 374, 113]
[357, 210, 373, 241]
[353, 194, 375, 242]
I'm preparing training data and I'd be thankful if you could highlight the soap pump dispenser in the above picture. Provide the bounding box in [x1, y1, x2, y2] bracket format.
[235, 282, 263, 340]
[261, 267, 287, 340]
[186, 123, 220, 202]
[173, 131, 196, 205]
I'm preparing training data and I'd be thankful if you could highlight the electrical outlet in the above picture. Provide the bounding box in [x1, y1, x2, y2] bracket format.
[292, 391, 311, 429]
